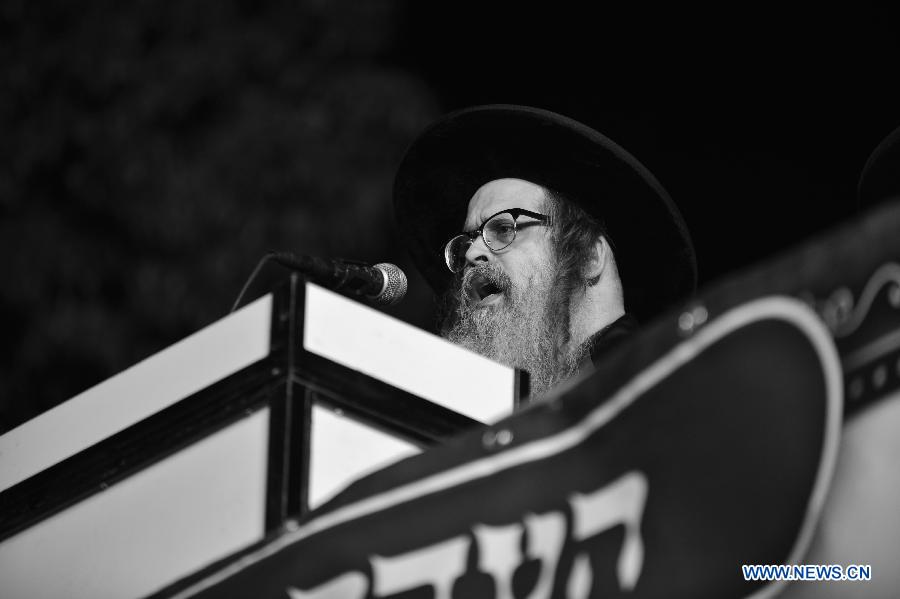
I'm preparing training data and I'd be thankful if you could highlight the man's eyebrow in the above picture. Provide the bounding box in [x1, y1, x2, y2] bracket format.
[462, 213, 486, 232]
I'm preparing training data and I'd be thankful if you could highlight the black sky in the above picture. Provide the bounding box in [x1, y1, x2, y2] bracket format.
[2, 2, 899, 429]
[392, 4, 900, 286]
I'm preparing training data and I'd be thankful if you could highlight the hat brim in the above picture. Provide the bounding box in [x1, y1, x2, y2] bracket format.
[393, 105, 697, 322]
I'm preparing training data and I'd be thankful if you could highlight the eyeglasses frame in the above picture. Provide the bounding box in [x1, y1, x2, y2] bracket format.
[443, 207, 550, 273]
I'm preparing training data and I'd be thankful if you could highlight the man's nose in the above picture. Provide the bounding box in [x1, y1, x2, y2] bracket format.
[464, 235, 491, 267]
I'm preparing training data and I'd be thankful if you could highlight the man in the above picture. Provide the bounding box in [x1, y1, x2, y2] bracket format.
[393, 105, 697, 398]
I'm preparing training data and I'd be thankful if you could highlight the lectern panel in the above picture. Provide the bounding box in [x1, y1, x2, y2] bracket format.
[0, 294, 273, 493]
[0, 409, 270, 599]
[303, 282, 517, 423]
[308, 402, 420, 510]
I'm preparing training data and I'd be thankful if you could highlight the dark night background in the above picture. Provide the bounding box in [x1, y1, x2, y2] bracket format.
[2, 2, 898, 433]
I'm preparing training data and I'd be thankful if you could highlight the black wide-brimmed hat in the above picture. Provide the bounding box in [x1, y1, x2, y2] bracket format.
[393, 104, 697, 322]
[858, 124, 900, 206]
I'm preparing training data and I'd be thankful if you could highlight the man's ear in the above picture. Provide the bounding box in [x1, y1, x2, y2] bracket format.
[584, 236, 608, 286]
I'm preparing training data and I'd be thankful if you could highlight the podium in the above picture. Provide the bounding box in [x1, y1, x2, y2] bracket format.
[0, 276, 526, 599]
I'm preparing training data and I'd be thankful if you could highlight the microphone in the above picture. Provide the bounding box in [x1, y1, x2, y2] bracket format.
[271, 252, 408, 305]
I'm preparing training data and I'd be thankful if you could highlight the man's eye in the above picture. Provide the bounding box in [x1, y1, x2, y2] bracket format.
[487, 220, 516, 242]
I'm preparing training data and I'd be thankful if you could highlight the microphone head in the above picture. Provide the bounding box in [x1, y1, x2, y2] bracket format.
[373, 263, 408, 305]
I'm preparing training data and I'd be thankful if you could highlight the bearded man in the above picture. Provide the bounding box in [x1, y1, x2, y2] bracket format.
[394, 105, 697, 399]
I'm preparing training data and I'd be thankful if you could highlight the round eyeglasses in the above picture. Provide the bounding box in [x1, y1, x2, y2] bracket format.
[443, 208, 550, 273]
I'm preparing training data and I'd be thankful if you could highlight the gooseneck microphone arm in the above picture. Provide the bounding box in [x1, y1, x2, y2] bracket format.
[269, 253, 386, 298]
[230, 251, 408, 313]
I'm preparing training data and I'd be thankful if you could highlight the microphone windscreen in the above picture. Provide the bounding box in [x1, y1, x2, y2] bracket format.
[374, 263, 408, 305]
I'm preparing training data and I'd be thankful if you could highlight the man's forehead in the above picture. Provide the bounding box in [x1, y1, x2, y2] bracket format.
[464, 178, 548, 228]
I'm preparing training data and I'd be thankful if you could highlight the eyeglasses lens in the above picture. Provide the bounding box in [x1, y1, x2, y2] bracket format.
[444, 235, 469, 273]
[484, 213, 516, 249]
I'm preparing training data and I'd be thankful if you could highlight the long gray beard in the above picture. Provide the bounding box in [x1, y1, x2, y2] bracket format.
[444, 262, 585, 399]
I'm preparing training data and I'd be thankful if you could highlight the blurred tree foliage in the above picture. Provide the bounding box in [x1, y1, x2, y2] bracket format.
[0, 0, 441, 432]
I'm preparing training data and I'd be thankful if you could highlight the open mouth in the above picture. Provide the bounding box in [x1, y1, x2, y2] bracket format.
[469, 272, 504, 305]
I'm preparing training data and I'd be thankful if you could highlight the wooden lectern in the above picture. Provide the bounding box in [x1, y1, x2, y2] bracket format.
[0, 275, 526, 598]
